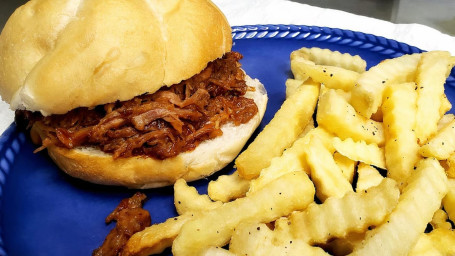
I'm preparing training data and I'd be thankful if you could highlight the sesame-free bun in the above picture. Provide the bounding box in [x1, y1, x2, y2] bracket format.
[0, 0, 232, 115]
[31, 75, 268, 188]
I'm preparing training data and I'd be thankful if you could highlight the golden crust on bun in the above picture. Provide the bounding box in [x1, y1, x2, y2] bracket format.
[0, 0, 231, 115]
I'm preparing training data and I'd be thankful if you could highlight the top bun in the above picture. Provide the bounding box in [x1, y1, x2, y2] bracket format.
[0, 0, 232, 115]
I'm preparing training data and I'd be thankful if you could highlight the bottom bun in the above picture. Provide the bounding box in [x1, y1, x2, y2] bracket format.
[34, 75, 268, 188]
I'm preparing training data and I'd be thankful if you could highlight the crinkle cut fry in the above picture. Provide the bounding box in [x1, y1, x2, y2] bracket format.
[236, 84, 319, 179]
[290, 47, 367, 73]
[172, 171, 315, 256]
[382, 82, 419, 188]
[350, 158, 448, 256]
[289, 178, 399, 244]
[350, 54, 420, 118]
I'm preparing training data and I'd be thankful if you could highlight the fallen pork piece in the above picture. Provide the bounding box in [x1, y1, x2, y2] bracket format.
[93, 193, 151, 256]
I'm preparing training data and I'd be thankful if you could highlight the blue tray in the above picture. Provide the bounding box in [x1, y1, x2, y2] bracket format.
[0, 25, 453, 256]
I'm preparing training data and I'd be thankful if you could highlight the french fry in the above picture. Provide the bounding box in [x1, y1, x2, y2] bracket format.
[350, 54, 421, 118]
[333, 152, 356, 183]
[333, 137, 385, 169]
[174, 179, 222, 215]
[427, 228, 455, 255]
[208, 116, 314, 201]
[449, 55, 455, 68]
[290, 57, 312, 80]
[439, 94, 452, 116]
[350, 158, 448, 256]
[430, 209, 452, 230]
[408, 233, 441, 256]
[448, 56, 455, 79]
[438, 114, 455, 131]
[356, 163, 384, 192]
[289, 178, 399, 244]
[273, 217, 293, 242]
[292, 59, 360, 91]
[317, 89, 385, 146]
[299, 117, 315, 138]
[172, 171, 315, 255]
[382, 82, 420, 187]
[286, 78, 320, 100]
[446, 153, 455, 179]
[318, 83, 353, 106]
[442, 179, 455, 223]
[305, 135, 353, 201]
[123, 214, 193, 256]
[419, 119, 455, 160]
[370, 107, 383, 122]
[201, 247, 236, 256]
[249, 127, 332, 193]
[415, 51, 452, 144]
[285, 78, 304, 98]
[326, 232, 365, 256]
[444, 154, 455, 178]
[208, 171, 250, 203]
[236, 84, 319, 179]
[229, 222, 329, 256]
[290, 47, 367, 73]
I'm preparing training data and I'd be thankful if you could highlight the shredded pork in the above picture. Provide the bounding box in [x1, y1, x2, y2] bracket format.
[92, 192, 151, 256]
[16, 52, 258, 159]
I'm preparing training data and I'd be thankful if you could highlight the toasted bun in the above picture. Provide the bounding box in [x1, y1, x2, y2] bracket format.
[31, 75, 267, 188]
[0, 0, 231, 115]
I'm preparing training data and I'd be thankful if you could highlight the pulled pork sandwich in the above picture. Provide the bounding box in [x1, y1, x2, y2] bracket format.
[0, 0, 267, 188]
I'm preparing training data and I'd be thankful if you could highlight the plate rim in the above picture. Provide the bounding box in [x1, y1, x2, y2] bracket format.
[232, 24, 422, 56]
[0, 24, 449, 255]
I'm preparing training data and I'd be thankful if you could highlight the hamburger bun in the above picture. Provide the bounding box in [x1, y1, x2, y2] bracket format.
[0, 0, 232, 115]
[0, 0, 268, 188]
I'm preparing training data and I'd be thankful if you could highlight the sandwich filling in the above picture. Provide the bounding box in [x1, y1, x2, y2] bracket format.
[16, 52, 258, 160]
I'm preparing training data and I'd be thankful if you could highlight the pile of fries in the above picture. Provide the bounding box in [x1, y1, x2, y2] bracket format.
[121, 47, 455, 256]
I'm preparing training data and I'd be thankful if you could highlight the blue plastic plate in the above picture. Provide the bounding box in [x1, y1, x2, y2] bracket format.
[0, 25, 454, 256]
